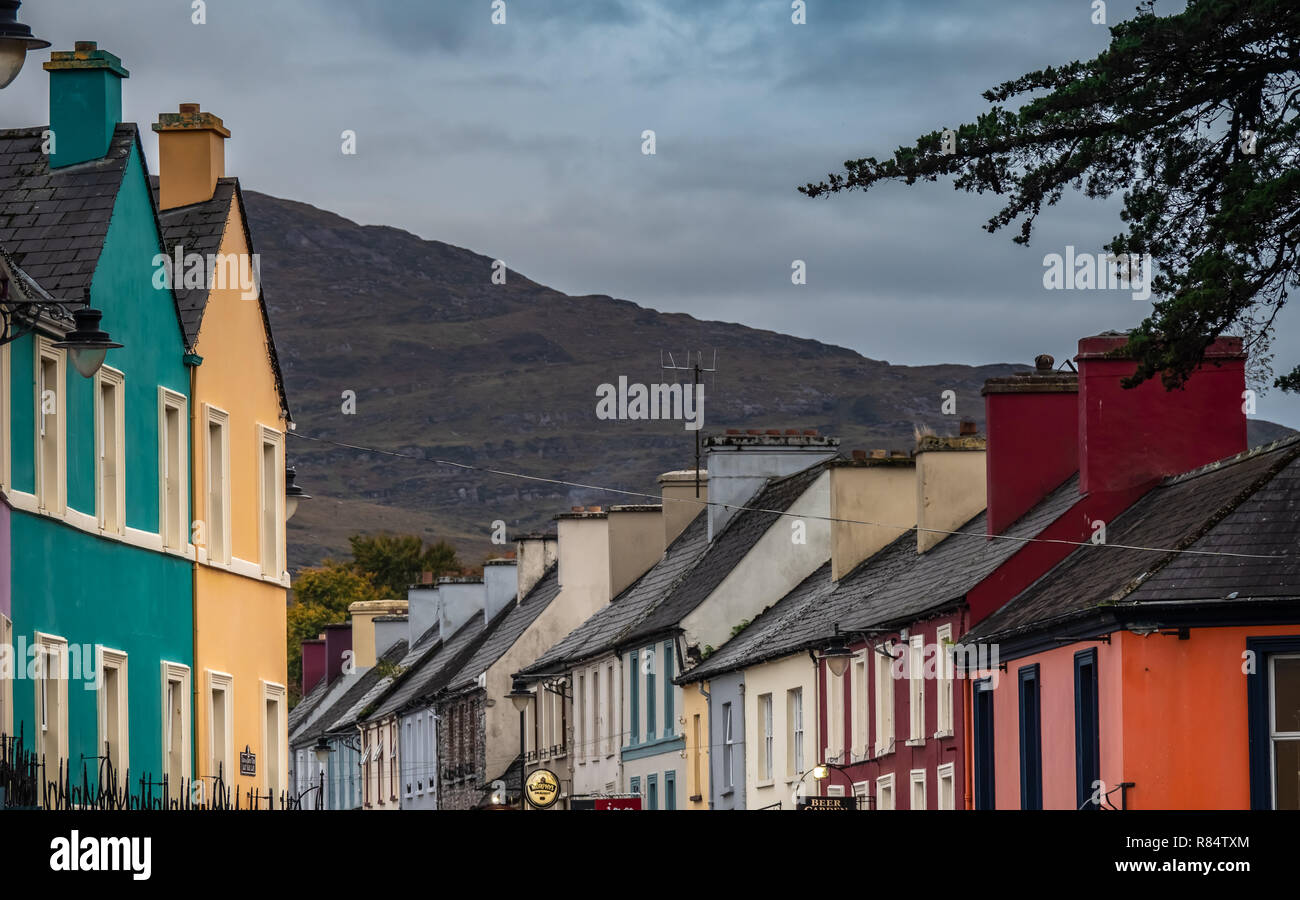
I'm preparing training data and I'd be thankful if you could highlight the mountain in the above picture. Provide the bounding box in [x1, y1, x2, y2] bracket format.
[239, 192, 1296, 573]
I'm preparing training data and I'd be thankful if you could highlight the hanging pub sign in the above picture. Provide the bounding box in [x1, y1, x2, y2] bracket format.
[798, 795, 857, 810]
[524, 768, 561, 809]
[240, 745, 256, 777]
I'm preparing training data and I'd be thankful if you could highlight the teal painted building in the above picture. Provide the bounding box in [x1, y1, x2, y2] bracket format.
[0, 43, 195, 797]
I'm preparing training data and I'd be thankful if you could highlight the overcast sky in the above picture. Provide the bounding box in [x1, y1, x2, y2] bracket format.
[9, 0, 1298, 427]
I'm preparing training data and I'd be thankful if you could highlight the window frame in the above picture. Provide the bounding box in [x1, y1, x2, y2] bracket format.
[261, 679, 287, 802]
[1073, 648, 1100, 811]
[35, 339, 67, 516]
[788, 686, 804, 778]
[907, 633, 925, 745]
[876, 773, 895, 810]
[910, 767, 926, 810]
[33, 632, 69, 804]
[202, 404, 232, 565]
[256, 424, 285, 579]
[722, 701, 735, 789]
[158, 388, 188, 552]
[972, 675, 995, 809]
[758, 692, 774, 784]
[207, 669, 234, 784]
[937, 761, 956, 810]
[93, 365, 126, 536]
[97, 646, 129, 775]
[935, 624, 954, 737]
[874, 645, 894, 756]
[0, 614, 11, 738]
[1018, 663, 1043, 810]
[0, 341, 11, 491]
[851, 655, 868, 761]
[1246, 636, 1300, 809]
[161, 660, 193, 786]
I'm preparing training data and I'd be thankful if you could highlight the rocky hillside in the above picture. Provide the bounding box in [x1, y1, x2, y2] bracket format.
[240, 192, 1294, 571]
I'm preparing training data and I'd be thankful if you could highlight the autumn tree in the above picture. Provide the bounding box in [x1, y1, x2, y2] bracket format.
[347, 533, 460, 598]
[801, 0, 1300, 392]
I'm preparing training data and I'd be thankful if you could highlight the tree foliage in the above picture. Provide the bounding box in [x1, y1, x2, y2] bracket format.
[800, 0, 1300, 391]
[286, 534, 461, 705]
[347, 533, 460, 598]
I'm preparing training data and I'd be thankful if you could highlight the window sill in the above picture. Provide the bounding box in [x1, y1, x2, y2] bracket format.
[932, 730, 954, 740]
[755, 779, 774, 789]
[720, 788, 735, 798]
[905, 738, 926, 747]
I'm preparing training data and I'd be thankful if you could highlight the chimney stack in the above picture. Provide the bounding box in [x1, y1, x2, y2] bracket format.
[152, 102, 230, 210]
[704, 431, 839, 539]
[658, 470, 707, 550]
[484, 558, 518, 622]
[323, 623, 353, 682]
[1076, 333, 1246, 495]
[44, 42, 128, 169]
[373, 615, 408, 659]
[553, 507, 612, 621]
[982, 354, 1079, 535]
[828, 453, 916, 580]
[437, 576, 485, 636]
[301, 638, 325, 696]
[515, 533, 558, 602]
[406, 582, 440, 647]
[347, 599, 408, 668]
[607, 504, 663, 597]
[915, 431, 987, 553]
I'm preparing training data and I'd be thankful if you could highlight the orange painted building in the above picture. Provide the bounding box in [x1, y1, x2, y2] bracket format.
[152, 104, 296, 805]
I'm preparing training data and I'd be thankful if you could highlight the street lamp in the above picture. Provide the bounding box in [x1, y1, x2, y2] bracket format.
[818, 624, 854, 679]
[2, 282, 122, 378]
[508, 677, 535, 810]
[285, 466, 311, 521]
[0, 1, 48, 90]
[313, 735, 331, 768]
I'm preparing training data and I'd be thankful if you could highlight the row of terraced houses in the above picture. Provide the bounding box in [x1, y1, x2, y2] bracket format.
[288, 334, 1300, 810]
[0, 41, 302, 807]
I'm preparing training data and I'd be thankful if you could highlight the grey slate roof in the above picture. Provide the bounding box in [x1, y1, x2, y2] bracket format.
[294, 639, 411, 745]
[363, 612, 494, 722]
[681, 472, 1082, 682]
[444, 565, 560, 694]
[523, 461, 828, 676]
[0, 124, 137, 297]
[149, 174, 292, 418]
[519, 509, 712, 675]
[624, 461, 828, 644]
[684, 560, 836, 682]
[966, 435, 1300, 644]
[288, 673, 331, 734]
[151, 177, 235, 346]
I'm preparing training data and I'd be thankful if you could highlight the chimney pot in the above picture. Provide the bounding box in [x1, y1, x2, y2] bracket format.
[75, 41, 97, 53]
[803, 429, 818, 436]
[571, 506, 583, 512]
[851, 449, 867, 461]
[746, 429, 761, 435]
[1035, 353, 1055, 372]
[726, 429, 741, 435]
[765, 429, 781, 436]
[871, 449, 887, 459]
[587, 505, 602, 513]
[960, 419, 978, 436]
[179, 102, 200, 115]
[785, 429, 799, 435]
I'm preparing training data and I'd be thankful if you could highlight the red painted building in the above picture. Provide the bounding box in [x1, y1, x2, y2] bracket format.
[813, 333, 1256, 809]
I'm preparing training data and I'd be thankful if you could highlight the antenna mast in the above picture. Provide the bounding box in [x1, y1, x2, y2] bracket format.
[660, 349, 717, 497]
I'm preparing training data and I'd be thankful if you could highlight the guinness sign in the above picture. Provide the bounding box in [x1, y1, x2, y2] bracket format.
[524, 768, 561, 809]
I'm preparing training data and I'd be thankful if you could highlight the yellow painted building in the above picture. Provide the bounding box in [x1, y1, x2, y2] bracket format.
[681, 679, 710, 809]
[152, 104, 294, 805]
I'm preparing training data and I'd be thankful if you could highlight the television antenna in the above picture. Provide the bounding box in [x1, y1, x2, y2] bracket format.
[660, 349, 718, 498]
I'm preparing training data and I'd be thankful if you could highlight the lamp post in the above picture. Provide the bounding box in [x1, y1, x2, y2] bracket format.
[1, 282, 121, 378]
[508, 677, 533, 810]
[0, 1, 49, 90]
[285, 465, 311, 521]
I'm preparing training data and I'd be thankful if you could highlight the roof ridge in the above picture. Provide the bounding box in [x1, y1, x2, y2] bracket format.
[1161, 432, 1300, 486]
